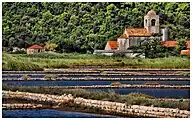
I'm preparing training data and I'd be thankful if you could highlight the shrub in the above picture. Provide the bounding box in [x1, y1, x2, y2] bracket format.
[127, 92, 153, 99]
[44, 74, 57, 80]
[110, 82, 122, 86]
[144, 82, 160, 85]
[22, 75, 30, 80]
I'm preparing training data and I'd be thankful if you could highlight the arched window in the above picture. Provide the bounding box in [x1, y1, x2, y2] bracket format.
[145, 19, 147, 26]
[151, 19, 156, 26]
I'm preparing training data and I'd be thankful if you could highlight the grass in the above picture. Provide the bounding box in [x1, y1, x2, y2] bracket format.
[175, 71, 190, 76]
[2, 84, 189, 110]
[3, 52, 190, 71]
[2, 53, 43, 71]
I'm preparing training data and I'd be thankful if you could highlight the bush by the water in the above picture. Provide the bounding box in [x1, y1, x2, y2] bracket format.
[44, 74, 57, 80]
[110, 82, 122, 86]
[144, 82, 160, 85]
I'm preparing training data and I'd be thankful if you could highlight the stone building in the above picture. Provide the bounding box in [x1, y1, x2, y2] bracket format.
[27, 45, 44, 54]
[117, 10, 160, 51]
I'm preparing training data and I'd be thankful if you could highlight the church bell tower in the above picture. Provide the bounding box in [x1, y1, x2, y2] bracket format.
[144, 10, 159, 34]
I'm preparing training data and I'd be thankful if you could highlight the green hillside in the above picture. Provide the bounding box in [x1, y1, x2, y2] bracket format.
[2, 2, 190, 53]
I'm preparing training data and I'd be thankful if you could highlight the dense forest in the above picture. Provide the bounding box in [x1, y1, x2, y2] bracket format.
[2, 2, 190, 53]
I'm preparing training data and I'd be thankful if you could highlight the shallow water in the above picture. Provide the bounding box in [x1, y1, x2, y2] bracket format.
[3, 80, 189, 86]
[2, 74, 189, 79]
[2, 109, 117, 118]
[89, 88, 190, 98]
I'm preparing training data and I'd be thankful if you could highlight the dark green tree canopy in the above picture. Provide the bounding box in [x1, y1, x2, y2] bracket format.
[2, 2, 190, 53]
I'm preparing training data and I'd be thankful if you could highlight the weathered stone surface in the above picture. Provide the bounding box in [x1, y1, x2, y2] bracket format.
[3, 90, 190, 118]
[3, 104, 43, 109]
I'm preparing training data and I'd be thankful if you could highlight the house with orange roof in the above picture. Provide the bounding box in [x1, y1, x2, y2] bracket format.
[161, 41, 178, 47]
[103, 41, 118, 55]
[27, 44, 44, 54]
[180, 40, 190, 56]
[161, 40, 190, 56]
[105, 41, 118, 50]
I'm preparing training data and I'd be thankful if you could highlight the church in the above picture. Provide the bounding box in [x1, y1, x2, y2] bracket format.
[117, 10, 160, 51]
[94, 10, 189, 57]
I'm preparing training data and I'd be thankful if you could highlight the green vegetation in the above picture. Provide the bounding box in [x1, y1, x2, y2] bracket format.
[2, 84, 189, 110]
[133, 38, 179, 58]
[175, 71, 190, 76]
[44, 74, 57, 80]
[3, 2, 189, 53]
[2, 53, 43, 71]
[22, 75, 30, 80]
[2, 52, 190, 71]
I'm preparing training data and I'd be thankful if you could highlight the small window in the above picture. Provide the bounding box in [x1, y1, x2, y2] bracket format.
[145, 19, 147, 26]
[151, 19, 156, 26]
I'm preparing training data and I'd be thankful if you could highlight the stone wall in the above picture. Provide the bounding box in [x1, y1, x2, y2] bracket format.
[74, 97, 189, 118]
[3, 91, 74, 104]
[3, 104, 43, 109]
[2, 77, 189, 81]
[31, 84, 189, 89]
[3, 91, 190, 118]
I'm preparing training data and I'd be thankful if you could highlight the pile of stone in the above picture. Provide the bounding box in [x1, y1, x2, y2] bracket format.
[3, 91, 74, 104]
[74, 97, 190, 118]
[3, 104, 42, 109]
[37, 84, 189, 89]
[3, 91, 190, 118]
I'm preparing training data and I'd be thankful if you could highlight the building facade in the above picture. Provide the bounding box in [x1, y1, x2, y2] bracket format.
[27, 45, 44, 54]
[117, 10, 160, 51]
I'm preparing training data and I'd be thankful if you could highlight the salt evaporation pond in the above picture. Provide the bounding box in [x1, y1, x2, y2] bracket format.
[3, 109, 117, 118]
[89, 88, 190, 98]
[2, 75, 189, 79]
[3, 80, 189, 86]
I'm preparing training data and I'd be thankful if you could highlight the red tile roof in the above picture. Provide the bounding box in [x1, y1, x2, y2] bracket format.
[107, 41, 118, 49]
[126, 28, 152, 37]
[181, 50, 190, 56]
[28, 45, 43, 49]
[161, 41, 178, 47]
[186, 40, 190, 49]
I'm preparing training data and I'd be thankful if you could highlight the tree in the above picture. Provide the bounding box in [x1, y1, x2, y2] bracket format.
[44, 42, 58, 51]
[2, 2, 190, 53]
[133, 38, 166, 58]
[176, 38, 186, 53]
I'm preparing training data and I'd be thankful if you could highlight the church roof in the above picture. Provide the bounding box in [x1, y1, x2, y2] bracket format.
[126, 28, 152, 37]
[147, 10, 156, 16]
[119, 34, 128, 38]
[107, 41, 118, 49]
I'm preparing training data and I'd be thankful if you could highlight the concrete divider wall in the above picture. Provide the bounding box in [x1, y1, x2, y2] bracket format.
[3, 91, 190, 118]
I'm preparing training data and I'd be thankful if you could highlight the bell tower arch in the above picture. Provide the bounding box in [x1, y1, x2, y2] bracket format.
[144, 10, 159, 34]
